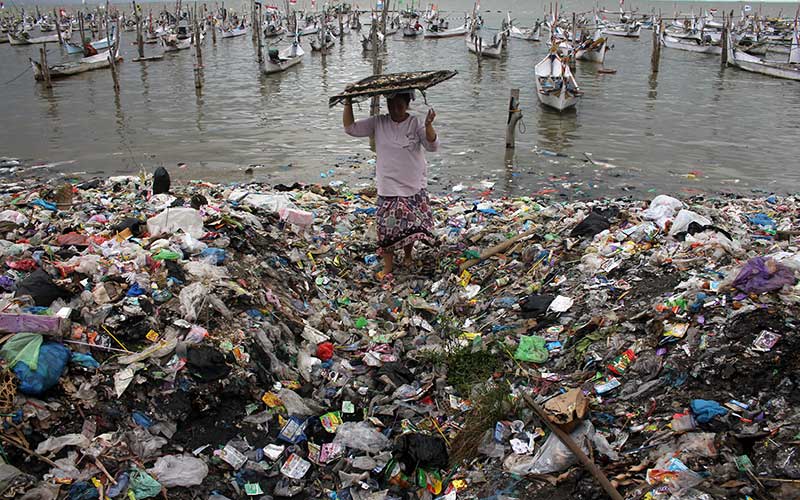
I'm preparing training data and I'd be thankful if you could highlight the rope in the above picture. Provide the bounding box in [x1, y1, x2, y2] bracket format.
[2, 65, 32, 85]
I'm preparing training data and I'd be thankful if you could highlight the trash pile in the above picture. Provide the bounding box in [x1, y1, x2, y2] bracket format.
[0, 172, 799, 500]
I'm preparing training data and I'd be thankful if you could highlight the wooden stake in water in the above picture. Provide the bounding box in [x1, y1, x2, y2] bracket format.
[720, 12, 729, 67]
[39, 45, 52, 88]
[505, 88, 522, 153]
[650, 18, 661, 74]
[54, 9, 64, 47]
[134, 1, 144, 59]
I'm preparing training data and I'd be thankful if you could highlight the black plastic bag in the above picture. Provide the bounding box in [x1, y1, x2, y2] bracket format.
[519, 294, 555, 318]
[152, 167, 171, 195]
[15, 269, 72, 307]
[570, 212, 610, 238]
[394, 433, 449, 472]
[186, 346, 231, 382]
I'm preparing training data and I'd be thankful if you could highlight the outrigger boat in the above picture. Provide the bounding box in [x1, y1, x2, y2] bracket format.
[9, 29, 70, 45]
[662, 32, 721, 55]
[263, 34, 304, 74]
[603, 22, 641, 38]
[31, 46, 121, 81]
[725, 22, 800, 81]
[221, 23, 247, 38]
[264, 22, 285, 37]
[574, 34, 608, 63]
[311, 29, 335, 51]
[535, 49, 582, 111]
[509, 24, 541, 41]
[466, 29, 504, 58]
[425, 20, 468, 38]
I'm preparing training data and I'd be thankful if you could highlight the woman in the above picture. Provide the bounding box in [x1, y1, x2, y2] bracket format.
[343, 91, 439, 280]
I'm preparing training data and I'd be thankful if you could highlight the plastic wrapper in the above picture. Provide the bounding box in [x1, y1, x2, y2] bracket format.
[333, 422, 390, 452]
[146, 208, 204, 239]
[146, 455, 208, 488]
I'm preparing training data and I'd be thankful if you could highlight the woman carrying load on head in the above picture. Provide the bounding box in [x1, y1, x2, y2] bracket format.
[342, 90, 439, 281]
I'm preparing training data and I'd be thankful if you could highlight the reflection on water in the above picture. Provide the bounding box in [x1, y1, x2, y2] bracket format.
[0, 0, 799, 196]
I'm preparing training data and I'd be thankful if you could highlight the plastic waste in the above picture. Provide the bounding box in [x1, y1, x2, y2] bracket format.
[13, 342, 70, 395]
[515, 335, 548, 363]
[0, 332, 43, 370]
[669, 210, 712, 236]
[690, 399, 728, 424]
[15, 269, 72, 307]
[333, 422, 390, 452]
[128, 468, 162, 499]
[732, 256, 796, 294]
[146, 207, 204, 239]
[393, 433, 449, 472]
[146, 455, 208, 488]
[152, 167, 171, 195]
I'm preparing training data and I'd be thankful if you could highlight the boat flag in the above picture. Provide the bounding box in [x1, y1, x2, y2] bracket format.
[290, 0, 297, 4]
[376, 0, 383, 9]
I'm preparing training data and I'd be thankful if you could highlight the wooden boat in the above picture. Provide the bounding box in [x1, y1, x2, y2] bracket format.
[299, 22, 320, 36]
[9, 30, 68, 45]
[361, 31, 384, 51]
[725, 28, 800, 81]
[350, 14, 362, 30]
[221, 25, 247, 38]
[535, 50, 582, 111]
[31, 47, 121, 81]
[311, 30, 335, 51]
[162, 34, 192, 51]
[603, 22, 641, 38]
[662, 33, 721, 55]
[575, 36, 608, 63]
[264, 23, 285, 38]
[263, 37, 304, 74]
[425, 23, 468, 38]
[466, 31, 504, 58]
[402, 23, 423, 37]
[509, 23, 541, 41]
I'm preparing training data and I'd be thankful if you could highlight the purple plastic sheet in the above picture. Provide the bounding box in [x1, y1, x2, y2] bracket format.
[732, 257, 796, 294]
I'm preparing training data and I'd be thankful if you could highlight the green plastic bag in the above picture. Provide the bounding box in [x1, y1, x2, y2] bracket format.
[152, 249, 181, 261]
[0, 333, 43, 370]
[130, 467, 162, 499]
[515, 335, 548, 363]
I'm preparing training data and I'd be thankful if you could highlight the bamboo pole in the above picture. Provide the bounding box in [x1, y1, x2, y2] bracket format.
[54, 9, 63, 46]
[107, 10, 120, 95]
[650, 18, 661, 73]
[720, 12, 728, 67]
[39, 45, 52, 88]
[134, 1, 144, 59]
[255, 3, 263, 63]
[520, 392, 624, 500]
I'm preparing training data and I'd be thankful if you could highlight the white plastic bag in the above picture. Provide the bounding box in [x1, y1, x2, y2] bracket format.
[147, 454, 208, 488]
[670, 210, 712, 236]
[147, 208, 204, 239]
[643, 195, 683, 229]
[333, 422, 390, 452]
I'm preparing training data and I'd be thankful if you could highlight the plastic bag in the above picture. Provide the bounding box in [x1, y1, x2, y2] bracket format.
[507, 421, 595, 475]
[180, 234, 207, 255]
[146, 455, 208, 488]
[732, 257, 796, 294]
[669, 210, 712, 236]
[333, 422, 390, 452]
[146, 208, 204, 239]
[35, 434, 90, 456]
[152, 167, 170, 195]
[0, 332, 43, 370]
[179, 282, 207, 321]
[643, 195, 682, 228]
[129, 467, 162, 499]
[13, 342, 70, 395]
[15, 269, 72, 307]
[515, 336, 548, 363]
[393, 433, 449, 471]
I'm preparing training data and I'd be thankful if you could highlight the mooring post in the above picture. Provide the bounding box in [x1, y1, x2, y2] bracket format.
[650, 18, 661, 74]
[40, 45, 52, 88]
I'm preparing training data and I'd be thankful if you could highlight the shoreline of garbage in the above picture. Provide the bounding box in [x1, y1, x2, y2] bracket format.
[0, 172, 799, 500]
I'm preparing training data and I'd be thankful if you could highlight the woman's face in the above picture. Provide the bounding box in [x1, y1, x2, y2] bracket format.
[386, 96, 409, 118]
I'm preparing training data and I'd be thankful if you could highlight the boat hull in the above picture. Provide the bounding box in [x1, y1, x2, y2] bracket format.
[424, 26, 467, 38]
[221, 27, 247, 38]
[662, 35, 721, 55]
[31, 49, 120, 80]
[465, 34, 503, 58]
[263, 54, 303, 74]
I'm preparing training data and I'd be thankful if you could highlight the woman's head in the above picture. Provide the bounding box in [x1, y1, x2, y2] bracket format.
[386, 91, 413, 120]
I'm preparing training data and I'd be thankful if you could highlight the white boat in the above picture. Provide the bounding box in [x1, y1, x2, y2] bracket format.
[575, 36, 608, 63]
[535, 51, 582, 111]
[361, 31, 384, 51]
[509, 24, 541, 41]
[263, 37, 304, 74]
[425, 23, 468, 38]
[264, 23, 285, 38]
[465, 31, 504, 58]
[725, 27, 800, 81]
[9, 30, 68, 45]
[299, 23, 320, 36]
[31, 46, 121, 80]
[311, 30, 335, 51]
[603, 22, 641, 38]
[402, 23, 423, 37]
[662, 33, 721, 55]
[221, 25, 247, 38]
[162, 34, 193, 52]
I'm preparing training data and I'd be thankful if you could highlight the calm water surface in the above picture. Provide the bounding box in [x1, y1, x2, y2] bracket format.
[0, 0, 798, 197]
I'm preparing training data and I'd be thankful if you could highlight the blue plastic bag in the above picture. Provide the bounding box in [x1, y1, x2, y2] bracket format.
[690, 399, 728, 424]
[199, 248, 226, 265]
[13, 343, 70, 395]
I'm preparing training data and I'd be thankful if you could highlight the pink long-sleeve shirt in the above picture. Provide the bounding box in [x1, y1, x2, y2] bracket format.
[345, 113, 440, 197]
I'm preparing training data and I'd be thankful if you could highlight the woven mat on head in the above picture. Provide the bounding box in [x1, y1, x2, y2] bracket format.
[328, 70, 457, 107]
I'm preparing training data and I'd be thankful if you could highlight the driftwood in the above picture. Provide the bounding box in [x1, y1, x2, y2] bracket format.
[520, 392, 624, 500]
[458, 227, 537, 273]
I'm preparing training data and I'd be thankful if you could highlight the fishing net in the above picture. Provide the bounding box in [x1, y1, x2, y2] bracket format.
[0, 370, 17, 413]
[328, 70, 458, 107]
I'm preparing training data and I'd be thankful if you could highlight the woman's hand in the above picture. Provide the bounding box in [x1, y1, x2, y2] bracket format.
[343, 97, 355, 129]
[425, 108, 437, 143]
[425, 108, 436, 126]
